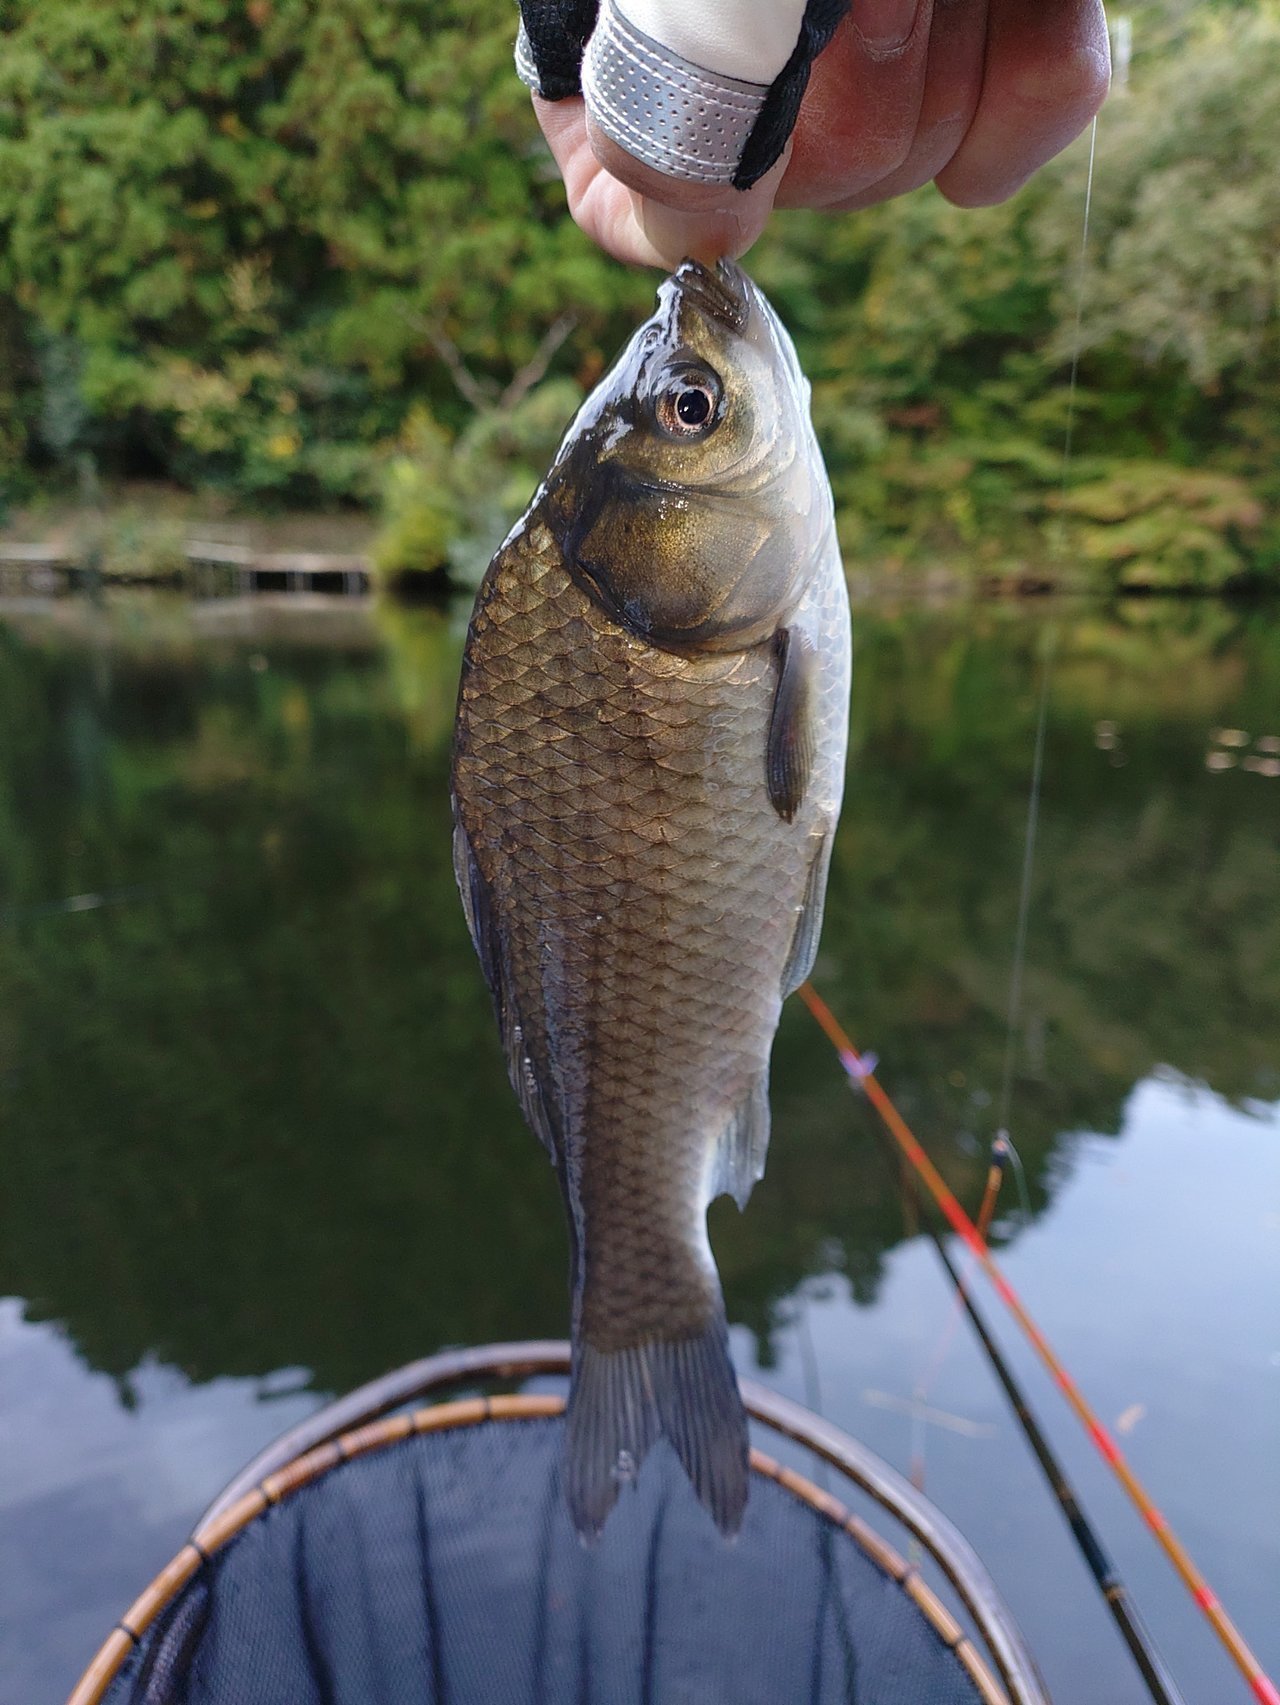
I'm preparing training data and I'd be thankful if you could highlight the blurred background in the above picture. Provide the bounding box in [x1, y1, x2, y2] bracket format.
[1, 4, 1277, 1704]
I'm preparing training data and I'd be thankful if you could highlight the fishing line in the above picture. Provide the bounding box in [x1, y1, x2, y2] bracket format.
[796, 1293, 825, 1421]
[0, 882, 160, 925]
[797, 981, 1280, 1705]
[993, 624, 1055, 1157]
[795, 1290, 831, 1491]
[995, 109, 1099, 1182]
[998, 1133, 1032, 1226]
[1059, 113, 1099, 508]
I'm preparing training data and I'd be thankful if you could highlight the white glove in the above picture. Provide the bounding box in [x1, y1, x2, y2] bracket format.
[517, 0, 846, 190]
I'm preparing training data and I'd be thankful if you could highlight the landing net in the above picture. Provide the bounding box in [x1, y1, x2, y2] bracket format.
[69, 1345, 1045, 1705]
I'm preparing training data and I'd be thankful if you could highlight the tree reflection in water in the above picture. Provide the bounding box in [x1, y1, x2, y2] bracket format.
[1, 595, 1276, 1393]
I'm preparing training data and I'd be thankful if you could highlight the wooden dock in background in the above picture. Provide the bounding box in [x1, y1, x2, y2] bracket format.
[185, 542, 370, 596]
[0, 540, 372, 597]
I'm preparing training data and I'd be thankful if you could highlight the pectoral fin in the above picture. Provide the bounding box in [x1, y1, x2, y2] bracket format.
[766, 626, 816, 822]
[452, 817, 559, 1160]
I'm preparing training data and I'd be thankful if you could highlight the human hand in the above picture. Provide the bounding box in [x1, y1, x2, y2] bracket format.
[520, 1, 1111, 268]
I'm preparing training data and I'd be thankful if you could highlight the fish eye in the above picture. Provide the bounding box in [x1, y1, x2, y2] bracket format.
[653, 365, 723, 441]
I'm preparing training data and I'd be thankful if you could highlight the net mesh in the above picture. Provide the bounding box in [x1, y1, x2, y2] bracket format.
[108, 1415, 992, 1705]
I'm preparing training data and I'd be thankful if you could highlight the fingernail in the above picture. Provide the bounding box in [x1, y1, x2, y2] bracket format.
[634, 158, 783, 268]
[636, 198, 724, 269]
[854, 0, 921, 52]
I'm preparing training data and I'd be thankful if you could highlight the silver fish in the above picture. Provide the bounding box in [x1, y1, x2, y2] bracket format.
[451, 259, 851, 1537]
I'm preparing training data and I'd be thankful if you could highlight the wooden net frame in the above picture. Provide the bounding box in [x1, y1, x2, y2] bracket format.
[68, 1341, 1048, 1705]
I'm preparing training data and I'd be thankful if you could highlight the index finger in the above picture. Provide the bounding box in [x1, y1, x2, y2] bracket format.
[936, 0, 1110, 206]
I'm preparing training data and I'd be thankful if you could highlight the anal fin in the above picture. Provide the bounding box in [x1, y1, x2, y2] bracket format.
[710, 1072, 771, 1211]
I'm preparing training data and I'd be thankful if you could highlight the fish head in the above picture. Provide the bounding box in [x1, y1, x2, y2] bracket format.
[546, 260, 833, 653]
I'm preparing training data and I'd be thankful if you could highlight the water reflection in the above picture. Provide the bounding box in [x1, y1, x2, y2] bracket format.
[2, 596, 1278, 1381]
[748, 1075, 1279, 1705]
[1, 592, 1277, 1700]
[0, 1301, 322, 1704]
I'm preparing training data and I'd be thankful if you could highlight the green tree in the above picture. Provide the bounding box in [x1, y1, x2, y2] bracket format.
[0, 0, 644, 502]
[0, 2, 1277, 587]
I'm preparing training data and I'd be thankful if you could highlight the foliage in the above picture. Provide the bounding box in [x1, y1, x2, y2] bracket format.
[0, 0, 643, 510]
[749, 0, 1280, 583]
[45, 498, 192, 579]
[1052, 461, 1264, 589]
[1045, 7, 1280, 394]
[0, 2, 1277, 583]
[369, 377, 583, 587]
[369, 409, 456, 583]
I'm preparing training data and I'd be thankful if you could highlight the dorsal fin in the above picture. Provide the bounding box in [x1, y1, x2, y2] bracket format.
[451, 818, 559, 1159]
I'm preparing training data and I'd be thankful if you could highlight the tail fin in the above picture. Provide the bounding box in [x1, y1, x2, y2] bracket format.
[564, 1315, 749, 1541]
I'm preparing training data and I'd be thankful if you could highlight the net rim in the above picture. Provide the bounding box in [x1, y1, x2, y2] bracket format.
[66, 1343, 1048, 1705]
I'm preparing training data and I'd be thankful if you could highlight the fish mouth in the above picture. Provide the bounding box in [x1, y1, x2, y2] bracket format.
[672, 258, 751, 334]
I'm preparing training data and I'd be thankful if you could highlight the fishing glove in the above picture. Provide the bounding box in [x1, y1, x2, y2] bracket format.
[516, 0, 849, 190]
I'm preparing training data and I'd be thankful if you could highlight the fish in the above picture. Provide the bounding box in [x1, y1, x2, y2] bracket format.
[450, 259, 851, 1539]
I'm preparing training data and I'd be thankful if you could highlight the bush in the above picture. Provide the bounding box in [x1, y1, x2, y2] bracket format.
[369, 379, 583, 590]
[370, 411, 456, 585]
[1053, 462, 1265, 589]
[0, 1, 1277, 588]
[0, 0, 639, 504]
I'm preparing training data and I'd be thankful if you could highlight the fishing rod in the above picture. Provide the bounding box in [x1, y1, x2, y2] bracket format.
[904, 1136, 1010, 1419]
[846, 1079, 1181, 1702]
[902, 1161, 1186, 1705]
[796, 980, 1280, 1705]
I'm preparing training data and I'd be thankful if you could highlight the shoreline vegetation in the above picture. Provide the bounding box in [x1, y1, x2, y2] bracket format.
[2, 487, 1277, 602]
[5, 498, 1279, 603]
[1, 2, 1277, 595]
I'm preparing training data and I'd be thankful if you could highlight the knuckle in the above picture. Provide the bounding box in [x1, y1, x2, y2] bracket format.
[1008, 35, 1111, 131]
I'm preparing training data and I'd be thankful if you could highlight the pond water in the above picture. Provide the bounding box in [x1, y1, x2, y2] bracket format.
[1, 591, 1277, 1704]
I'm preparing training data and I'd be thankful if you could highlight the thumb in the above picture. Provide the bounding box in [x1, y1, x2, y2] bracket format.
[587, 126, 788, 265]
[574, 0, 805, 266]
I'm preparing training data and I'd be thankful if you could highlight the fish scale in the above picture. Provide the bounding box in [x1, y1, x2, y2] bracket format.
[457, 526, 804, 1315]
